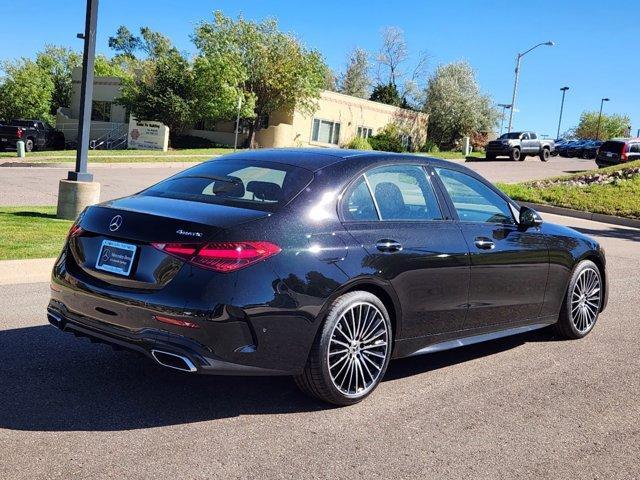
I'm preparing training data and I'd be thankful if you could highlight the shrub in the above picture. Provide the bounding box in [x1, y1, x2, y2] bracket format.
[170, 134, 219, 149]
[419, 140, 440, 153]
[346, 136, 372, 150]
[368, 124, 405, 153]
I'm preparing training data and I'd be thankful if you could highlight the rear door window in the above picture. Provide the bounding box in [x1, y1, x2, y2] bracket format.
[343, 165, 443, 221]
[142, 159, 313, 211]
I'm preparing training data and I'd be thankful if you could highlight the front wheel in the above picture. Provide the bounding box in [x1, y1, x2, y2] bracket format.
[540, 148, 550, 162]
[511, 148, 522, 161]
[294, 291, 392, 406]
[553, 260, 602, 339]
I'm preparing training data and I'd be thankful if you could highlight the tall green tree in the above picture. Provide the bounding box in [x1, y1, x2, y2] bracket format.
[338, 48, 370, 98]
[108, 26, 140, 58]
[35, 45, 81, 116]
[370, 82, 404, 107]
[574, 111, 631, 140]
[194, 11, 328, 146]
[423, 61, 498, 148]
[0, 58, 54, 122]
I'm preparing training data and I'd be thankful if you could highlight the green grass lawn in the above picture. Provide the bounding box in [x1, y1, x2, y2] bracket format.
[0, 207, 72, 260]
[0, 147, 235, 163]
[0, 147, 486, 163]
[499, 160, 640, 219]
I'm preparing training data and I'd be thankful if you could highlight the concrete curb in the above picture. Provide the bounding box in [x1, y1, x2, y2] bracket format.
[520, 202, 640, 229]
[0, 258, 55, 286]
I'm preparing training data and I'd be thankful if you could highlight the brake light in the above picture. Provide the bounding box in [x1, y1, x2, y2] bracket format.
[16, 128, 23, 139]
[621, 144, 629, 162]
[67, 224, 84, 239]
[152, 241, 281, 273]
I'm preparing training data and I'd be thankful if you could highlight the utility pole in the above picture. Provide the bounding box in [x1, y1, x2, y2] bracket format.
[507, 41, 555, 133]
[556, 86, 569, 139]
[596, 97, 610, 141]
[56, 0, 101, 219]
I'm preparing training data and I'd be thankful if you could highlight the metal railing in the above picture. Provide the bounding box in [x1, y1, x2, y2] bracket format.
[89, 123, 129, 150]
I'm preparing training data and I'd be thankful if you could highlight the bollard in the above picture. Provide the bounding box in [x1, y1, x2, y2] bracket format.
[16, 140, 26, 158]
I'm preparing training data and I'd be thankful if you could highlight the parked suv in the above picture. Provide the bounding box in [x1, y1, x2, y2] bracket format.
[485, 131, 555, 162]
[595, 139, 640, 168]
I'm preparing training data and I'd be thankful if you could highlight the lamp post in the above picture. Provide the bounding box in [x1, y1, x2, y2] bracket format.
[497, 103, 512, 135]
[56, 0, 101, 220]
[507, 41, 555, 133]
[556, 86, 569, 139]
[596, 97, 610, 140]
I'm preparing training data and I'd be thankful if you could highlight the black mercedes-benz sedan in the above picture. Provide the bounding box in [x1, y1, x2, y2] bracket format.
[48, 149, 608, 405]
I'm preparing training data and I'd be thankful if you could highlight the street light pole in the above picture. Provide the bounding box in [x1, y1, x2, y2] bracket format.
[69, 0, 98, 182]
[507, 41, 555, 133]
[596, 97, 610, 141]
[556, 86, 569, 139]
[497, 103, 511, 135]
[56, 0, 101, 220]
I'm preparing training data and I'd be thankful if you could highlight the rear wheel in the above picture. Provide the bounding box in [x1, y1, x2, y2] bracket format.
[553, 260, 602, 339]
[540, 148, 550, 162]
[294, 291, 392, 406]
[485, 153, 496, 161]
[511, 148, 522, 161]
[25, 138, 34, 152]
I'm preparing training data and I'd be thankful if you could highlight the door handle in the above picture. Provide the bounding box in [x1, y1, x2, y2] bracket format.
[376, 239, 403, 253]
[474, 237, 495, 250]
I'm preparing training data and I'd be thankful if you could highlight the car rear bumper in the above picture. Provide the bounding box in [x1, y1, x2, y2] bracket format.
[47, 299, 294, 375]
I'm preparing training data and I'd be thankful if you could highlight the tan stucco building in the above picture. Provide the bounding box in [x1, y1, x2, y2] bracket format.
[58, 69, 429, 150]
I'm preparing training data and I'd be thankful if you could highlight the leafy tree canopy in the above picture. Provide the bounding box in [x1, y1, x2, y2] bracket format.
[193, 11, 328, 145]
[338, 48, 370, 98]
[574, 111, 631, 140]
[423, 61, 498, 148]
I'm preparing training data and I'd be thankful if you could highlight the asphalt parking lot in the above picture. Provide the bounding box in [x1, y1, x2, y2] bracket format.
[0, 213, 638, 479]
[0, 155, 596, 206]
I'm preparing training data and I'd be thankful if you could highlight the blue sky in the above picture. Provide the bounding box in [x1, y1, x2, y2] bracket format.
[2, 0, 638, 137]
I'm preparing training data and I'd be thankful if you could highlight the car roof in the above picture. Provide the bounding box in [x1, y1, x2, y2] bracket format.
[210, 148, 460, 172]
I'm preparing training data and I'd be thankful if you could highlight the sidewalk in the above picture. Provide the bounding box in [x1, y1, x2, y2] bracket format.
[0, 258, 55, 285]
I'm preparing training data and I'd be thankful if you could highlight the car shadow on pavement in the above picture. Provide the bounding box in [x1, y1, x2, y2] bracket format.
[0, 324, 558, 432]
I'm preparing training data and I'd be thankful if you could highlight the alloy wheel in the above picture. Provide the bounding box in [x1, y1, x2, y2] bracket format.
[327, 302, 389, 397]
[571, 267, 601, 333]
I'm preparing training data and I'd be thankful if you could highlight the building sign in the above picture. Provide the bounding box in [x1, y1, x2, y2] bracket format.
[127, 116, 169, 151]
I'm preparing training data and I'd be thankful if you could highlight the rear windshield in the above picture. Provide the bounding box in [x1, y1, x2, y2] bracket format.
[600, 141, 624, 154]
[141, 159, 314, 211]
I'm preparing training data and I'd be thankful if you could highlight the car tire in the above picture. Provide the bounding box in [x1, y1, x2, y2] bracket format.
[294, 290, 393, 406]
[510, 148, 522, 161]
[485, 154, 496, 161]
[552, 260, 603, 340]
[25, 138, 34, 152]
[540, 148, 550, 162]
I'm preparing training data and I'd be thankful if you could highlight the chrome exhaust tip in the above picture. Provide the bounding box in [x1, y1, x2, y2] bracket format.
[150, 349, 197, 373]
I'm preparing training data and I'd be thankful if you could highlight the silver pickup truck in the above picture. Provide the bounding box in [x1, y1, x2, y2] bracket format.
[485, 131, 555, 162]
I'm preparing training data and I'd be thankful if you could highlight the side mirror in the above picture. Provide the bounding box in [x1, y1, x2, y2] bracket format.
[519, 206, 543, 229]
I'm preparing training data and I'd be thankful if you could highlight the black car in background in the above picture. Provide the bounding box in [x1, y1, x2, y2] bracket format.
[596, 138, 640, 167]
[0, 119, 65, 151]
[48, 149, 608, 405]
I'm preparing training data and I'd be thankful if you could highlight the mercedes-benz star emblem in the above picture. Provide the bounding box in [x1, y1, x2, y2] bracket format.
[109, 215, 123, 232]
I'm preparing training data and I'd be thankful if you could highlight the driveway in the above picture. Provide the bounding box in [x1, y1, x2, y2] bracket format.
[0, 156, 596, 206]
[0, 213, 638, 479]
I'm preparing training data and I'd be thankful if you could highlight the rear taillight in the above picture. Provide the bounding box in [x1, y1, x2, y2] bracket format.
[67, 224, 84, 239]
[152, 241, 281, 273]
[16, 128, 23, 139]
[621, 144, 629, 162]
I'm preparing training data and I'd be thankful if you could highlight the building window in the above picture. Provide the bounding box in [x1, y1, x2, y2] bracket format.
[91, 101, 112, 122]
[312, 119, 340, 145]
[357, 126, 373, 139]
